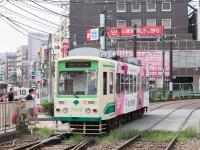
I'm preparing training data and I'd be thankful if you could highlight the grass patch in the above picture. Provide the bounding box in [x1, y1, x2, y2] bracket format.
[97, 129, 139, 144]
[143, 130, 176, 142]
[33, 127, 54, 137]
[178, 127, 198, 142]
[68, 134, 86, 144]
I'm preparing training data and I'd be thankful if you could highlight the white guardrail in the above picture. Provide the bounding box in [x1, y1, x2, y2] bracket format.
[0, 101, 18, 133]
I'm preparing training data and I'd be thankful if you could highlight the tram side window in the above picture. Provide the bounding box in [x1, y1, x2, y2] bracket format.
[116, 73, 121, 94]
[134, 76, 137, 92]
[142, 76, 146, 91]
[121, 74, 125, 93]
[125, 75, 130, 93]
[146, 77, 149, 90]
[130, 75, 133, 93]
[109, 72, 113, 94]
[103, 72, 107, 95]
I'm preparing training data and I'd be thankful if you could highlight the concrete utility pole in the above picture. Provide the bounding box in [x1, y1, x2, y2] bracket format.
[133, 24, 137, 58]
[169, 29, 173, 98]
[100, 8, 107, 51]
[48, 34, 53, 102]
[162, 27, 166, 97]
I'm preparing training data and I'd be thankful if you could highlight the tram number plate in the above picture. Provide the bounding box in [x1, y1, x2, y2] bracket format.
[70, 108, 83, 112]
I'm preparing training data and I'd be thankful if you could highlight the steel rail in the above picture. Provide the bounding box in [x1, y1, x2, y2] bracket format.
[70, 136, 96, 150]
[164, 105, 200, 150]
[12, 133, 70, 150]
[114, 101, 200, 150]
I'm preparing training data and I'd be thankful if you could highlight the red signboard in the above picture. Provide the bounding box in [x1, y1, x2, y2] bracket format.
[107, 26, 163, 37]
[61, 42, 69, 57]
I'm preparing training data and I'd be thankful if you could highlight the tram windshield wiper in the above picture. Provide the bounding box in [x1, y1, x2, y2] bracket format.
[73, 92, 79, 98]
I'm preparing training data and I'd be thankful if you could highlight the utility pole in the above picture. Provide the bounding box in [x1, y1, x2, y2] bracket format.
[6, 53, 8, 81]
[100, 8, 107, 51]
[162, 28, 166, 97]
[48, 34, 53, 102]
[133, 24, 137, 58]
[169, 29, 173, 98]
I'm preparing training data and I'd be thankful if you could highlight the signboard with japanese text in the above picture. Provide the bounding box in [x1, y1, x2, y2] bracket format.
[62, 42, 70, 57]
[86, 28, 99, 42]
[107, 26, 163, 38]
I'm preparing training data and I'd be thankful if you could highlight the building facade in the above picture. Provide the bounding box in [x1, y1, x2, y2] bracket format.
[66, 0, 200, 91]
[16, 45, 29, 87]
[69, 0, 192, 46]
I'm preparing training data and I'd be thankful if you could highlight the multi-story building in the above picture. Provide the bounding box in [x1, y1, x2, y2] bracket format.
[3, 53, 17, 84]
[16, 45, 30, 87]
[28, 33, 48, 87]
[69, 0, 192, 45]
[52, 30, 61, 60]
[65, 0, 200, 91]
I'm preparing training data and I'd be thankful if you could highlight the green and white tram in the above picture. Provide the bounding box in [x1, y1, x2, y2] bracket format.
[53, 47, 149, 134]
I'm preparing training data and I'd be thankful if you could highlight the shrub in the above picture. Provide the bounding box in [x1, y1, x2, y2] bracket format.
[41, 102, 54, 117]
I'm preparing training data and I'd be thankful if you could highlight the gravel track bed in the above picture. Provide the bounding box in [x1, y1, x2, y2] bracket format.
[87, 139, 200, 150]
[41, 141, 75, 150]
[0, 135, 45, 150]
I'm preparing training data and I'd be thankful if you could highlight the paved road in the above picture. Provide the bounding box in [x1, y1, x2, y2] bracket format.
[122, 99, 200, 132]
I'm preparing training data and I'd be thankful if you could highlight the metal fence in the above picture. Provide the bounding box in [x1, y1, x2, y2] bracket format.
[150, 82, 200, 101]
[0, 101, 18, 133]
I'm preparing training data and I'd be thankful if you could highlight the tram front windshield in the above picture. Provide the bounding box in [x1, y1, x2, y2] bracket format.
[58, 71, 97, 96]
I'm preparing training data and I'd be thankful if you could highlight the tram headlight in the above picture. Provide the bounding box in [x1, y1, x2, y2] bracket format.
[62, 107, 68, 113]
[85, 108, 91, 113]
[56, 108, 60, 112]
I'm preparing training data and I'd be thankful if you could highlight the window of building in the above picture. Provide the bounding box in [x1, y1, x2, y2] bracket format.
[109, 72, 113, 94]
[162, 2, 171, 11]
[147, 2, 156, 12]
[131, 3, 141, 12]
[132, 19, 141, 26]
[117, 20, 126, 27]
[117, 2, 126, 12]
[147, 19, 156, 26]
[103, 72, 107, 95]
[162, 19, 171, 29]
[116, 73, 121, 94]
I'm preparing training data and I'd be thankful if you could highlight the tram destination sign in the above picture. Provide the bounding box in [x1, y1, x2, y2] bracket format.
[66, 62, 91, 68]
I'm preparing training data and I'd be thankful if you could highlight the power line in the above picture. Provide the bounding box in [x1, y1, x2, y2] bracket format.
[30, 0, 67, 17]
[0, 5, 58, 30]
[7, 0, 61, 27]
[0, 16, 45, 41]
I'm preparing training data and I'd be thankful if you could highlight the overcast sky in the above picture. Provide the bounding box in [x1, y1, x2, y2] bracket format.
[0, 0, 63, 53]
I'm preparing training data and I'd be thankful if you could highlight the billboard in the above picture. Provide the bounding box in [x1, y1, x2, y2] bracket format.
[116, 50, 169, 78]
[107, 26, 163, 38]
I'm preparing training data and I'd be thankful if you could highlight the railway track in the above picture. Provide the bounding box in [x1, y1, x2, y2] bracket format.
[164, 105, 200, 150]
[9, 133, 96, 150]
[113, 101, 200, 150]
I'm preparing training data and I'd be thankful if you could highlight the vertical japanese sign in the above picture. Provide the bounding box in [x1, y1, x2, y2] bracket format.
[62, 42, 70, 57]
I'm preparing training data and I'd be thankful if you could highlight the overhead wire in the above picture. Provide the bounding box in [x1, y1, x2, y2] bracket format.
[0, 5, 58, 30]
[7, 0, 61, 27]
[0, 15, 45, 41]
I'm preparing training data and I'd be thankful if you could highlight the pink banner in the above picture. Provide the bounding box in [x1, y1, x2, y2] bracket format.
[116, 50, 169, 78]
